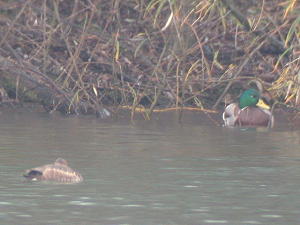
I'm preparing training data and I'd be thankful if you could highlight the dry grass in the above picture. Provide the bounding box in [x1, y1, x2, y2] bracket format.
[0, 0, 299, 118]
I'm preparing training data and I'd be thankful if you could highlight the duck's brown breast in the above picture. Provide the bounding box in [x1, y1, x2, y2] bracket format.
[235, 107, 273, 127]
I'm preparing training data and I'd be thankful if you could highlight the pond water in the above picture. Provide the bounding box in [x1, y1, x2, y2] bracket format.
[0, 111, 300, 225]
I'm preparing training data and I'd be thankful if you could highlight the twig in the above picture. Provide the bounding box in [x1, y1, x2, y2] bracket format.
[212, 39, 267, 109]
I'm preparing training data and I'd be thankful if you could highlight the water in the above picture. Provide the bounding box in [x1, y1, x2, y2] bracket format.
[0, 111, 300, 224]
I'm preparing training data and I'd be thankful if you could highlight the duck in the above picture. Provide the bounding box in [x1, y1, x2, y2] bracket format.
[23, 158, 83, 183]
[223, 88, 274, 128]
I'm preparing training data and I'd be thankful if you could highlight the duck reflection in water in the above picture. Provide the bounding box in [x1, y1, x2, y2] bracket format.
[24, 158, 83, 183]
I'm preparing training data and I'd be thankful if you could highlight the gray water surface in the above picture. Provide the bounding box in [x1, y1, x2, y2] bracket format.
[0, 112, 300, 225]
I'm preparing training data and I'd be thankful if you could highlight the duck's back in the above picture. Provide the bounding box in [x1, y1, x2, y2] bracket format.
[38, 164, 83, 183]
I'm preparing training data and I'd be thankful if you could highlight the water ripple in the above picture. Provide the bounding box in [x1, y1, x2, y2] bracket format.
[68, 201, 96, 206]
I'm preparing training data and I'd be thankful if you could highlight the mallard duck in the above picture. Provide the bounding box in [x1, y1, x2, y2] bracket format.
[223, 89, 274, 127]
[23, 158, 83, 183]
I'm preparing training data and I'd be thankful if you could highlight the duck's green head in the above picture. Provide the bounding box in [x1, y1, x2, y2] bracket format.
[239, 89, 259, 108]
[239, 89, 270, 109]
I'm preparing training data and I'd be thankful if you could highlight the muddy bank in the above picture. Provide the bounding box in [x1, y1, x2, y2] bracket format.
[0, 102, 299, 131]
[0, 1, 299, 118]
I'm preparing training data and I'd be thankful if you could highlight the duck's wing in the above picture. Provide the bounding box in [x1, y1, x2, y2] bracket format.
[236, 107, 273, 127]
[41, 165, 83, 183]
[223, 103, 240, 127]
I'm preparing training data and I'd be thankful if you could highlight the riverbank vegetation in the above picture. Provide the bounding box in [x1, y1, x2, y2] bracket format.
[0, 0, 299, 119]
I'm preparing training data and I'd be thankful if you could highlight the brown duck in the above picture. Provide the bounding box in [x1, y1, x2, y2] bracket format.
[24, 158, 83, 183]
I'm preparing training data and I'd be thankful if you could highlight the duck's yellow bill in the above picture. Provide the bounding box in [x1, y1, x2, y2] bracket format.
[257, 99, 270, 110]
